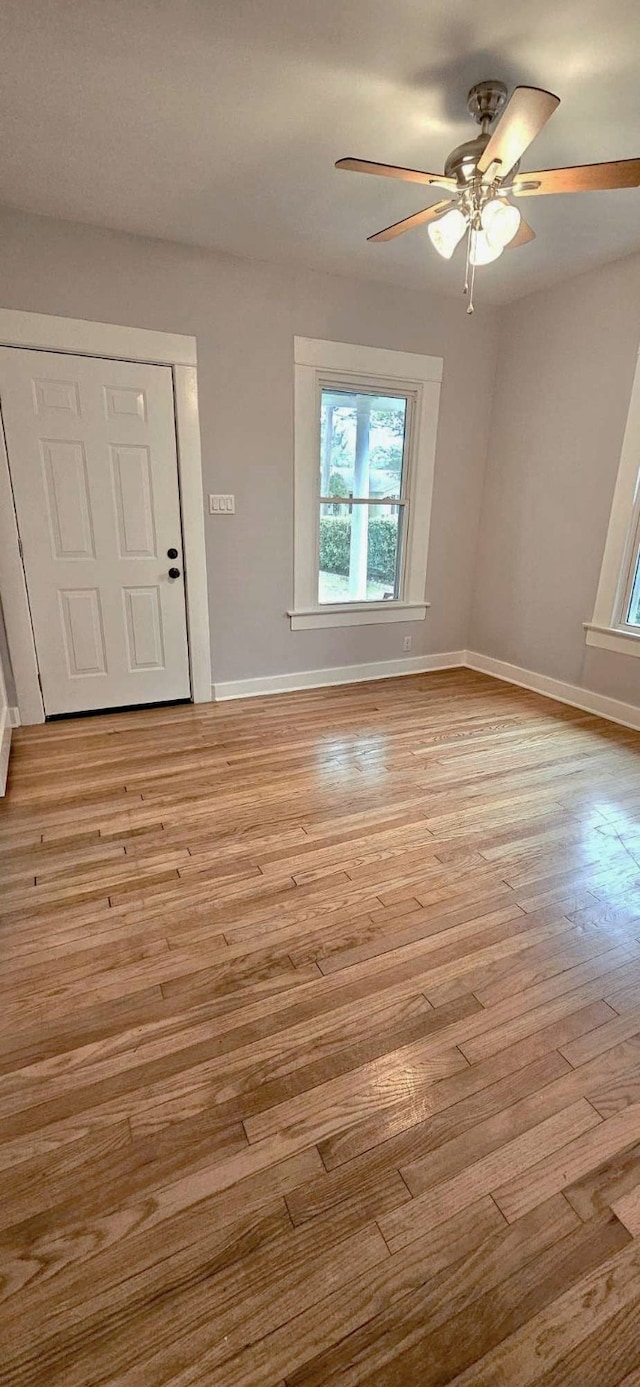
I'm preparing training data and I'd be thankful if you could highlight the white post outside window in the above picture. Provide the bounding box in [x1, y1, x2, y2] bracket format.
[349, 395, 371, 601]
[321, 402, 335, 496]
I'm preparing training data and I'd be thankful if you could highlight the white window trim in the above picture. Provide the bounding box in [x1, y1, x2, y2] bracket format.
[0, 308, 211, 722]
[289, 337, 442, 631]
[585, 343, 640, 659]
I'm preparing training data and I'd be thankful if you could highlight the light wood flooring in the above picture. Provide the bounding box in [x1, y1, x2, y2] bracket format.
[2, 668, 640, 1385]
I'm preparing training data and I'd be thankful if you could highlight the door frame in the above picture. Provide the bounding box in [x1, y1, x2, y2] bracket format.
[0, 308, 211, 723]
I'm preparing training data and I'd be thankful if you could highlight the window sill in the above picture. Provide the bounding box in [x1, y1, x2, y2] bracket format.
[288, 601, 429, 630]
[584, 622, 640, 658]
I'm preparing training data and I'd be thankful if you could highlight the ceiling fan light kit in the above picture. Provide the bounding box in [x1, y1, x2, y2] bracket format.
[427, 207, 466, 259]
[337, 79, 640, 313]
[470, 226, 502, 266]
[481, 198, 521, 248]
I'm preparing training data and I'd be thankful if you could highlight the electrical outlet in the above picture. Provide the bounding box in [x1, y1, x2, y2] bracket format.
[209, 494, 235, 514]
[402, 635, 412, 652]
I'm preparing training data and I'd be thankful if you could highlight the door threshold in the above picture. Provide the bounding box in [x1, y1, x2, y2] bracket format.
[46, 698, 192, 721]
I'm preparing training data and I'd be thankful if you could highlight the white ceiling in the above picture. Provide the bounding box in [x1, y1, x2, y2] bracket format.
[0, 0, 639, 304]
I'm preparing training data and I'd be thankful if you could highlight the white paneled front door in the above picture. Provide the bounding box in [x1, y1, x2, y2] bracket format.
[0, 348, 191, 715]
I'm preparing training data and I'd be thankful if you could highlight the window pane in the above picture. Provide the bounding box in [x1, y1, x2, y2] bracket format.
[627, 548, 640, 626]
[318, 502, 403, 604]
[320, 389, 408, 501]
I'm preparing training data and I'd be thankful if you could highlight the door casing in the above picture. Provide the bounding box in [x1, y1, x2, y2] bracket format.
[0, 309, 211, 723]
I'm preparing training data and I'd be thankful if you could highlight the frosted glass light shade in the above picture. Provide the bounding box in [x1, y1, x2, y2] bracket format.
[481, 198, 521, 249]
[427, 207, 467, 259]
[469, 227, 503, 266]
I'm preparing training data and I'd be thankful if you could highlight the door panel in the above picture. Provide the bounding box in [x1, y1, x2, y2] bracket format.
[42, 440, 95, 559]
[32, 376, 82, 416]
[110, 446, 156, 558]
[59, 588, 107, 677]
[123, 587, 165, 670]
[0, 348, 191, 714]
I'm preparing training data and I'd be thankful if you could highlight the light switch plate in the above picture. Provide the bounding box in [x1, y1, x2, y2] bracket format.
[209, 494, 235, 514]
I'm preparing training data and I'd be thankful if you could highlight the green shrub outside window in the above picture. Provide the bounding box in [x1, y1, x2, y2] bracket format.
[319, 514, 398, 585]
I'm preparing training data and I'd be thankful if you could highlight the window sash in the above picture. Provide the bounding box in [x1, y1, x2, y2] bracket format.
[317, 501, 409, 606]
[315, 377, 415, 605]
[317, 499, 408, 606]
[613, 474, 640, 630]
[319, 382, 412, 507]
[619, 524, 640, 629]
[626, 550, 640, 626]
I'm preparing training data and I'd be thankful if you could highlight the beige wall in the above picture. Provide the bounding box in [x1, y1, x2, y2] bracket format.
[472, 253, 640, 707]
[0, 206, 498, 687]
[1, 204, 639, 711]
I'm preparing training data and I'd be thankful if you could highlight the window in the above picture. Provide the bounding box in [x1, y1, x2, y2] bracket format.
[290, 338, 442, 630]
[586, 348, 640, 658]
[619, 518, 638, 632]
[319, 387, 409, 605]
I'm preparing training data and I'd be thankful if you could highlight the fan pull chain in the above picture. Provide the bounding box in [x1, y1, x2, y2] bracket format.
[463, 226, 476, 314]
[467, 257, 476, 314]
[463, 224, 471, 296]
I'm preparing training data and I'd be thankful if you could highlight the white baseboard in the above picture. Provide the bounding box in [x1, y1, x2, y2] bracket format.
[214, 647, 640, 731]
[212, 651, 467, 701]
[466, 650, 640, 732]
[8, 707, 20, 728]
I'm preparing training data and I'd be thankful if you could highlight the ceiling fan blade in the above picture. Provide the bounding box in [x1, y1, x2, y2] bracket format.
[478, 86, 560, 178]
[336, 157, 456, 190]
[367, 200, 454, 242]
[512, 158, 640, 196]
[507, 217, 536, 248]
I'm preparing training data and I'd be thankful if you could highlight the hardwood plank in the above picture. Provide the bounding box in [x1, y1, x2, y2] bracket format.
[611, 1182, 640, 1236]
[318, 1027, 640, 1173]
[459, 997, 618, 1064]
[564, 1139, 640, 1222]
[494, 1099, 640, 1223]
[1, 1208, 388, 1387]
[1, 672, 640, 1386]
[444, 1236, 640, 1387]
[198, 1198, 507, 1387]
[379, 1099, 600, 1252]
[0, 1147, 324, 1305]
[244, 1038, 470, 1146]
[560, 1007, 640, 1067]
[360, 1215, 630, 1387]
[399, 1049, 607, 1198]
[315, 900, 525, 975]
[351, 1214, 629, 1387]
[312, 1052, 569, 1214]
[527, 1299, 640, 1387]
[286, 1199, 618, 1387]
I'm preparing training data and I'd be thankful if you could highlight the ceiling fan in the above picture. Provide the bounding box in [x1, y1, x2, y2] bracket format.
[337, 80, 640, 312]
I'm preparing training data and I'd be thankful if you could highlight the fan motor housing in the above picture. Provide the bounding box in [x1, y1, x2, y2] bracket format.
[445, 80, 514, 186]
[444, 134, 521, 187]
[444, 135, 490, 186]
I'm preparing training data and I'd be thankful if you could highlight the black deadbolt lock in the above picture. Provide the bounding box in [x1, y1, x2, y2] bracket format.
[167, 547, 178, 559]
